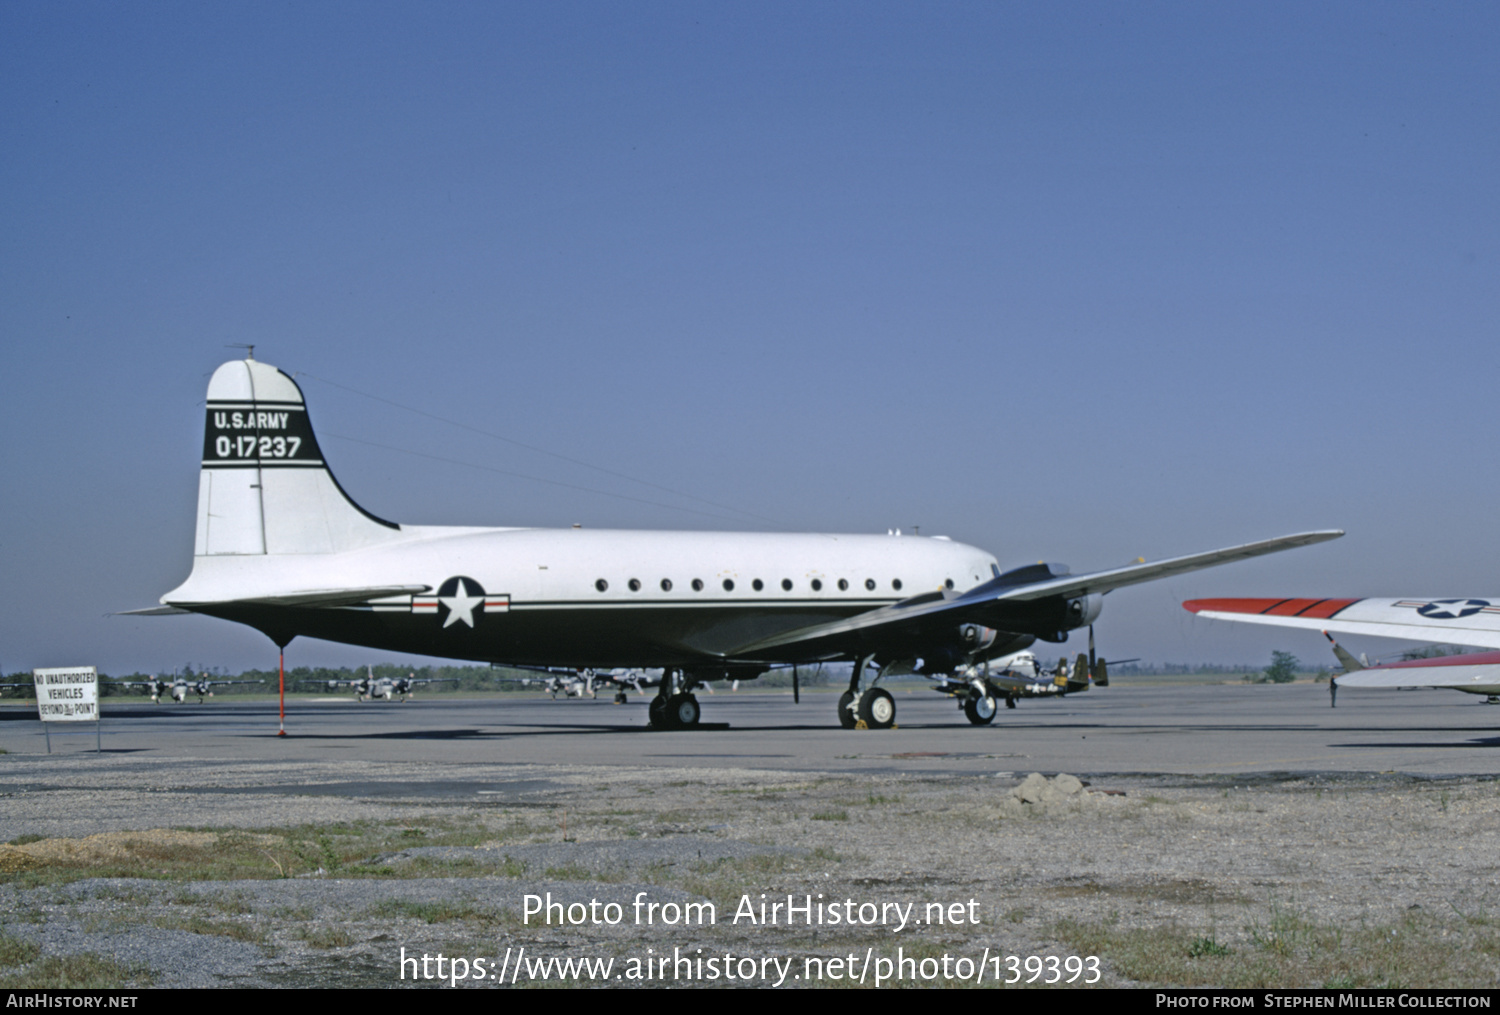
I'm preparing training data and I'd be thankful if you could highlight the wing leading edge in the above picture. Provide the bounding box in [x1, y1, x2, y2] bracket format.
[730, 530, 1343, 659]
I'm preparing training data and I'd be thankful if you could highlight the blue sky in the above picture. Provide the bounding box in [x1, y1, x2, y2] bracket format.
[2, 3, 1496, 674]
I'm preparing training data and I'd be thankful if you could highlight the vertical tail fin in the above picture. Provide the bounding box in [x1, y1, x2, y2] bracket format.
[196, 357, 400, 556]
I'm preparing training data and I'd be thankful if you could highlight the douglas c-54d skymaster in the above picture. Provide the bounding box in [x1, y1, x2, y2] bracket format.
[133, 355, 1341, 730]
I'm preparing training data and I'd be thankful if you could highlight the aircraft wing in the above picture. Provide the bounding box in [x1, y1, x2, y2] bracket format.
[1333, 651, 1500, 692]
[730, 530, 1343, 659]
[1183, 597, 1500, 650]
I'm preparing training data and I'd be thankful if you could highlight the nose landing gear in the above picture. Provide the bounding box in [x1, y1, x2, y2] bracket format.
[648, 669, 702, 729]
[963, 689, 998, 725]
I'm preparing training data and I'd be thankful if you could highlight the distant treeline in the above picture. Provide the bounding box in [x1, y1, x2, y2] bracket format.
[1108, 662, 1257, 676]
[0, 664, 545, 699]
[2, 660, 1312, 699]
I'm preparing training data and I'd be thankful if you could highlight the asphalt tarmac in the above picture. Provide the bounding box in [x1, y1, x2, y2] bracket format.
[2, 682, 1495, 780]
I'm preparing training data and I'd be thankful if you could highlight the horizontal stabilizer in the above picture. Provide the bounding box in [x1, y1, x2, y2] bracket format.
[171, 585, 430, 610]
[115, 606, 193, 616]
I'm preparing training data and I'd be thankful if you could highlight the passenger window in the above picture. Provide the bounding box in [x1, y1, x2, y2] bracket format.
[722, 579, 735, 591]
[692, 579, 704, 592]
[660, 579, 673, 592]
[864, 579, 876, 591]
[752, 579, 764, 591]
[811, 579, 823, 591]
[892, 579, 903, 591]
[628, 579, 641, 592]
[838, 579, 848, 591]
[781, 579, 793, 591]
[595, 579, 608, 592]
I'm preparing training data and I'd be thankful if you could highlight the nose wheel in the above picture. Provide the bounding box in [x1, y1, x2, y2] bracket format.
[963, 690, 998, 725]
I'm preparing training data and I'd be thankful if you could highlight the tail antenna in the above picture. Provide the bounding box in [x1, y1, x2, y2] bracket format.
[226, 343, 255, 360]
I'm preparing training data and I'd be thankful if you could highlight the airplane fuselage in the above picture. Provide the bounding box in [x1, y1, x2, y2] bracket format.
[176, 525, 1001, 669]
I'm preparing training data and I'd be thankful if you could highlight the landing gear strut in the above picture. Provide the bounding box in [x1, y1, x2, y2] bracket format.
[649, 669, 701, 730]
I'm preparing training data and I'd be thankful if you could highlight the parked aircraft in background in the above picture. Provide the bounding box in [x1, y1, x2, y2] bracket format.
[928, 636, 1139, 725]
[317, 666, 456, 701]
[133, 672, 261, 703]
[132, 355, 1340, 730]
[1184, 597, 1500, 703]
[109, 677, 173, 702]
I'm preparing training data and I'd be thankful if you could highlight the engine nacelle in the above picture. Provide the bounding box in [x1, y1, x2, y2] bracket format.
[1067, 594, 1103, 628]
[958, 624, 998, 653]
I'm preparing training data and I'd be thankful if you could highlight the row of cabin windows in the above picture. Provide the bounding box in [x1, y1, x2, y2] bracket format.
[594, 577, 957, 594]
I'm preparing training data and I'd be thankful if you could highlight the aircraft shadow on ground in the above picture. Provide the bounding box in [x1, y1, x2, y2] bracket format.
[1337, 736, 1500, 749]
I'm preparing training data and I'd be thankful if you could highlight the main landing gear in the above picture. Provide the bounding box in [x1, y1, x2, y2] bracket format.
[838, 656, 898, 730]
[648, 669, 702, 730]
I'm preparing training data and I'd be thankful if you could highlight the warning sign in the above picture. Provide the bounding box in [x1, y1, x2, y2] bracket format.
[33, 667, 99, 722]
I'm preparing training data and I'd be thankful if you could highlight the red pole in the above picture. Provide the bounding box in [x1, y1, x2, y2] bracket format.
[278, 648, 286, 737]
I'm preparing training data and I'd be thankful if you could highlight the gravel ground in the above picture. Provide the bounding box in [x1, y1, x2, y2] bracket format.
[0, 757, 1496, 988]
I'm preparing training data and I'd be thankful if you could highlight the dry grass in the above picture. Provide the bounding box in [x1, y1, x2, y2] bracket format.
[0, 952, 153, 989]
[1055, 904, 1500, 988]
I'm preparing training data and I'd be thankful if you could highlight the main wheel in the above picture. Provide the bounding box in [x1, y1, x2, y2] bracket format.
[669, 693, 701, 728]
[837, 691, 857, 729]
[614, 692, 628, 705]
[857, 687, 896, 729]
[1005, 695, 1017, 709]
[963, 691, 998, 725]
[648, 695, 670, 728]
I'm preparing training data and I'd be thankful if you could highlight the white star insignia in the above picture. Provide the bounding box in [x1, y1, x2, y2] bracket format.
[439, 578, 483, 629]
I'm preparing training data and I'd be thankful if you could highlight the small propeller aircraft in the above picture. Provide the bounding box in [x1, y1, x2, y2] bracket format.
[315, 666, 456, 701]
[114, 671, 261, 703]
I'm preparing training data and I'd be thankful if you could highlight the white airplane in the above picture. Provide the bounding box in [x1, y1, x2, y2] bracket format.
[135, 355, 1341, 730]
[1184, 596, 1500, 701]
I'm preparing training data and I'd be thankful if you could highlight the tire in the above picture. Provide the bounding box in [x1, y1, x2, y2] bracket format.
[963, 692, 997, 725]
[837, 691, 858, 729]
[614, 692, 628, 705]
[671, 693, 701, 727]
[648, 695, 670, 729]
[857, 687, 896, 729]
